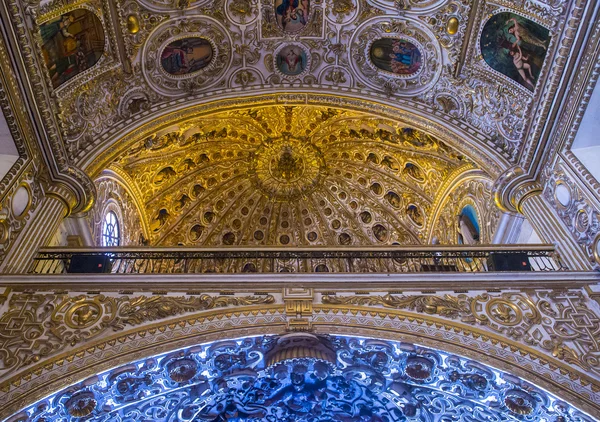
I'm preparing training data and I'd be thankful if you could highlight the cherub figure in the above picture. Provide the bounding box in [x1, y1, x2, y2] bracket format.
[506, 17, 547, 53]
[509, 48, 535, 90]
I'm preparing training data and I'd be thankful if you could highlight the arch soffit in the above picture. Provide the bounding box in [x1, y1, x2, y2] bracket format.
[425, 167, 492, 242]
[81, 93, 511, 179]
[95, 169, 151, 239]
[1, 302, 598, 419]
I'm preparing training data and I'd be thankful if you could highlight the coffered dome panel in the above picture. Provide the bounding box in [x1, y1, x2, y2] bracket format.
[110, 105, 474, 246]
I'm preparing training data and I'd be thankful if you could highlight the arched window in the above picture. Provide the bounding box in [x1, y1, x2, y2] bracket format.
[102, 211, 120, 246]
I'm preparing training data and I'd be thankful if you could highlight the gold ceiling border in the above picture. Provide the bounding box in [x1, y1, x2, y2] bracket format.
[83, 93, 511, 179]
[1, 291, 600, 418]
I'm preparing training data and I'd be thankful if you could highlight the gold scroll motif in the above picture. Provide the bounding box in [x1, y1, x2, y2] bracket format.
[322, 291, 600, 375]
[0, 293, 275, 374]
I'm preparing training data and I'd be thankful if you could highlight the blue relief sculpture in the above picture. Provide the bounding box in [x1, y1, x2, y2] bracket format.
[13, 335, 595, 421]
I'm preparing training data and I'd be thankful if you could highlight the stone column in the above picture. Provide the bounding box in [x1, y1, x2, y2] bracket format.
[494, 168, 592, 271]
[0, 183, 75, 273]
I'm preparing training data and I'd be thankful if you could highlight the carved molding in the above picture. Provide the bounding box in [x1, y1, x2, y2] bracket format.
[1, 285, 600, 418]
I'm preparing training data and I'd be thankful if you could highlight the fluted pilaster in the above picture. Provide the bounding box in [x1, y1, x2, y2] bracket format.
[494, 168, 592, 271]
[0, 183, 75, 273]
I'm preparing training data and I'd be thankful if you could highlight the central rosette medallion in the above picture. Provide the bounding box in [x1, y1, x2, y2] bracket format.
[251, 135, 327, 201]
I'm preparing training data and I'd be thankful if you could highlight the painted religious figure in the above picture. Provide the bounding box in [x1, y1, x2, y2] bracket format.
[370, 39, 422, 75]
[457, 205, 480, 245]
[39, 9, 105, 88]
[276, 45, 307, 76]
[161, 38, 213, 76]
[480, 12, 550, 91]
[275, 0, 310, 33]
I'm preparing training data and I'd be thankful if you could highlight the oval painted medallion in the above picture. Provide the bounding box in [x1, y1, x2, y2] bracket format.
[161, 37, 213, 76]
[370, 38, 422, 76]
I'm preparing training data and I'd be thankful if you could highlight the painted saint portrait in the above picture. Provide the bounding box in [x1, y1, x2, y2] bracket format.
[481, 13, 550, 91]
[161, 38, 213, 76]
[276, 45, 307, 76]
[40, 9, 105, 88]
[370, 39, 422, 75]
[275, 0, 310, 33]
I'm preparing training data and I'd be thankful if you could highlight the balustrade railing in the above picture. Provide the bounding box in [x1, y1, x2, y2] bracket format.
[29, 245, 566, 274]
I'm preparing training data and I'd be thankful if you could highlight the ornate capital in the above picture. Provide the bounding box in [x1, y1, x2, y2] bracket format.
[43, 182, 78, 218]
[493, 167, 542, 214]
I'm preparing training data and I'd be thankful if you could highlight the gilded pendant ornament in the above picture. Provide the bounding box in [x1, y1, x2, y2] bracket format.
[252, 136, 327, 200]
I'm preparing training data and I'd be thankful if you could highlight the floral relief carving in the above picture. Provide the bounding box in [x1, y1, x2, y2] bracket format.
[0, 292, 275, 375]
[322, 289, 600, 377]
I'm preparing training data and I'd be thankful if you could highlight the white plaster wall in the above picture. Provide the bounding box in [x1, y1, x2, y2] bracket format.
[0, 109, 18, 181]
[571, 145, 600, 182]
[572, 75, 600, 183]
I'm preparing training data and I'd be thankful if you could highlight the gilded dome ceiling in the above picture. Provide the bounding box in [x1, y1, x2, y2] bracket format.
[111, 105, 474, 246]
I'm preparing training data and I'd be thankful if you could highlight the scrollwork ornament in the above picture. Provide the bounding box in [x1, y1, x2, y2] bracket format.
[142, 17, 233, 96]
[0, 292, 275, 375]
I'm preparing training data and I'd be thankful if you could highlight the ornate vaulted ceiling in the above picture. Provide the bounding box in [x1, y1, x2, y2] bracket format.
[105, 105, 474, 246]
[20, 0, 565, 180]
[0, 0, 569, 241]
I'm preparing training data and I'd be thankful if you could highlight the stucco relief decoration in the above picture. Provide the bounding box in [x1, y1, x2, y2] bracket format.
[8, 334, 595, 421]
[321, 289, 600, 378]
[365, 0, 449, 13]
[543, 165, 600, 266]
[350, 17, 442, 96]
[0, 170, 43, 252]
[136, 0, 213, 11]
[89, 176, 146, 246]
[142, 17, 232, 95]
[427, 176, 500, 244]
[0, 292, 275, 375]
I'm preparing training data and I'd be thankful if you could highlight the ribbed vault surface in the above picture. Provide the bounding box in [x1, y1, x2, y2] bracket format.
[13, 334, 593, 421]
[112, 105, 474, 246]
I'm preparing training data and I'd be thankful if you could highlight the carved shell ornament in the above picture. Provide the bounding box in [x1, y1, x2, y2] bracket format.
[350, 17, 442, 96]
[142, 17, 232, 96]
